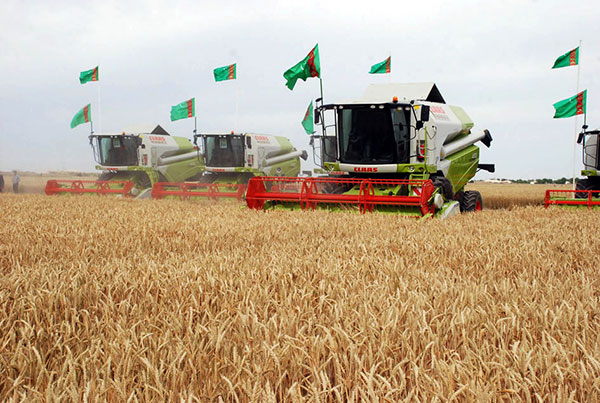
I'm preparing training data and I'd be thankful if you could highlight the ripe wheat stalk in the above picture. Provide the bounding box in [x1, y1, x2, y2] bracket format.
[0, 194, 599, 401]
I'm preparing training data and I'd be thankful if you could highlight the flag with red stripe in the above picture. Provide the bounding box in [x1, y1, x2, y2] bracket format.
[79, 66, 99, 84]
[70, 104, 92, 128]
[171, 98, 195, 121]
[553, 90, 586, 118]
[552, 47, 579, 69]
[369, 57, 391, 74]
[283, 44, 321, 90]
[214, 64, 237, 82]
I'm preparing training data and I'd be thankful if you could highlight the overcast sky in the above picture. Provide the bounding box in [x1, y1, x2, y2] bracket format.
[1, 0, 598, 179]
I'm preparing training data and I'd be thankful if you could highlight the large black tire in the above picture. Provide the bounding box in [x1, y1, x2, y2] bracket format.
[576, 178, 593, 198]
[459, 190, 483, 212]
[431, 176, 454, 200]
[98, 172, 116, 181]
[99, 171, 151, 188]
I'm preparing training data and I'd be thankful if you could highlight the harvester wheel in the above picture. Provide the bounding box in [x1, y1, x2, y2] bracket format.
[432, 176, 453, 200]
[575, 179, 593, 198]
[98, 172, 116, 181]
[460, 190, 482, 212]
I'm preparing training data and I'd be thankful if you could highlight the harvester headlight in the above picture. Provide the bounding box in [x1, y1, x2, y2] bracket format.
[434, 193, 444, 209]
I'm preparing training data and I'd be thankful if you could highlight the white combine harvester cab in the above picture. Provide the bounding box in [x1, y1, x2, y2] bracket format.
[575, 126, 600, 193]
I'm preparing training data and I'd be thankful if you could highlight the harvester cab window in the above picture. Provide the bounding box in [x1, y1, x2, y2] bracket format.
[205, 135, 245, 167]
[339, 106, 405, 164]
[95, 136, 139, 166]
[391, 108, 410, 163]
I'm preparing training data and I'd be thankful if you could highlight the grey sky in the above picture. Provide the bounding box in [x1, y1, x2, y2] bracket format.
[0, 0, 598, 179]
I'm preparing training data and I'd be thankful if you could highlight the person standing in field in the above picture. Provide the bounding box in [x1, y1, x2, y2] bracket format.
[0, 174, 4, 192]
[12, 171, 20, 193]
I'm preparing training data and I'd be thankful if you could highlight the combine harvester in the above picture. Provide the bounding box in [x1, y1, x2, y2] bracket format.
[45, 125, 205, 198]
[245, 83, 495, 218]
[545, 125, 600, 208]
[151, 132, 307, 200]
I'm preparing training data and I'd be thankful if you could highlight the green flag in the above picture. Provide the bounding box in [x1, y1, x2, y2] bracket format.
[301, 101, 314, 134]
[552, 47, 579, 69]
[369, 56, 391, 74]
[283, 44, 320, 90]
[70, 104, 91, 128]
[170, 98, 195, 121]
[553, 90, 586, 119]
[214, 64, 236, 81]
[79, 66, 99, 84]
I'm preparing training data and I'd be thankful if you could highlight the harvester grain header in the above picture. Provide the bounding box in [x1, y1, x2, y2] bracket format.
[245, 83, 495, 218]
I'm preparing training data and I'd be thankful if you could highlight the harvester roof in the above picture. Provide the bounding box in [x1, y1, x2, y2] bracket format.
[340, 82, 446, 105]
[121, 124, 170, 136]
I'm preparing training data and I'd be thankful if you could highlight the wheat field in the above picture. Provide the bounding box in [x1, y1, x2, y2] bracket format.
[1, 194, 599, 401]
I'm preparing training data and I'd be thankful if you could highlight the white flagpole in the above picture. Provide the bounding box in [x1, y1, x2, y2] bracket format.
[235, 79, 239, 132]
[97, 71, 102, 135]
[572, 40, 581, 191]
[388, 51, 392, 83]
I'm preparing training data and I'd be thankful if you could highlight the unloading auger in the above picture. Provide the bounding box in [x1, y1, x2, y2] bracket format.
[245, 83, 495, 218]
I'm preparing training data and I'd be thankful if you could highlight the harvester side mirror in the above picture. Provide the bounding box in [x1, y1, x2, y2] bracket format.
[246, 136, 252, 149]
[420, 105, 430, 122]
[314, 110, 321, 124]
[577, 132, 584, 144]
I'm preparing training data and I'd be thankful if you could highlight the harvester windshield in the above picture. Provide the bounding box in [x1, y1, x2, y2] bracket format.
[205, 135, 245, 167]
[91, 135, 139, 166]
[337, 105, 410, 164]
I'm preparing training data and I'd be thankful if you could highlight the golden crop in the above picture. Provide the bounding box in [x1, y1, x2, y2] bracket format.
[467, 183, 571, 209]
[1, 194, 599, 401]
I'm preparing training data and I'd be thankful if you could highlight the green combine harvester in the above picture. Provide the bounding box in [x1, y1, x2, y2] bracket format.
[545, 125, 600, 208]
[45, 125, 205, 197]
[150, 132, 307, 200]
[245, 83, 495, 218]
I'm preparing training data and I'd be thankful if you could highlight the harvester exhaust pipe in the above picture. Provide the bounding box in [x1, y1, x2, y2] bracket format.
[440, 129, 492, 159]
[263, 150, 308, 167]
[158, 151, 199, 166]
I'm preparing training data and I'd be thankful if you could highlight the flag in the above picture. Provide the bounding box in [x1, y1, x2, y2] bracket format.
[283, 44, 320, 90]
[369, 56, 391, 74]
[553, 90, 586, 118]
[214, 64, 236, 81]
[301, 101, 314, 134]
[70, 104, 91, 128]
[170, 98, 195, 121]
[552, 47, 579, 69]
[79, 66, 99, 84]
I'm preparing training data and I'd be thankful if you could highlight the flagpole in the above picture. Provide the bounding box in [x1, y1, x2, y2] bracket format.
[572, 40, 581, 190]
[318, 77, 326, 112]
[97, 78, 102, 135]
[388, 51, 392, 83]
[235, 81, 239, 132]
